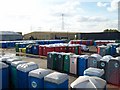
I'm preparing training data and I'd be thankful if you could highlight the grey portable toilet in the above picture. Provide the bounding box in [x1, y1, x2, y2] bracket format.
[84, 67, 104, 78]
[88, 54, 102, 68]
[106, 57, 120, 85]
[98, 55, 113, 80]
[44, 72, 68, 89]
[6, 57, 22, 65]
[70, 76, 106, 90]
[97, 45, 107, 56]
[28, 68, 51, 89]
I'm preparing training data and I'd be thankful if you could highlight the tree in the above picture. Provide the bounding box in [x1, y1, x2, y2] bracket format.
[104, 29, 119, 32]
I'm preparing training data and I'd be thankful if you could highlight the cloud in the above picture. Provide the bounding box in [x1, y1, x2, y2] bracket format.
[77, 16, 109, 22]
[97, 2, 109, 7]
[107, 0, 120, 12]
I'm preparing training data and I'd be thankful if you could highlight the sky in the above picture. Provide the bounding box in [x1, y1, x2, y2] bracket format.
[0, 0, 119, 34]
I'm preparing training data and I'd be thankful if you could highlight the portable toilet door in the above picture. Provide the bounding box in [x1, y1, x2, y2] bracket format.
[87, 54, 102, 68]
[32, 44, 39, 55]
[70, 55, 80, 75]
[47, 52, 57, 70]
[110, 44, 118, 56]
[77, 55, 89, 76]
[17, 62, 38, 89]
[56, 53, 65, 72]
[63, 53, 74, 73]
[28, 68, 51, 89]
[0, 62, 9, 90]
[106, 57, 120, 85]
[39, 45, 44, 56]
[11, 61, 27, 88]
[97, 55, 113, 80]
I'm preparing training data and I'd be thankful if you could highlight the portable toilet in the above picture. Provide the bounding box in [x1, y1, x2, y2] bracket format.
[47, 52, 57, 70]
[74, 45, 81, 55]
[97, 45, 107, 56]
[0, 62, 9, 89]
[110, 44, 118, 56]
[70, 55, 80, 75]
[26, 44, 33, 54]
[32, 44, 39, 55]
[77, 55, 89, 76]
[11, 61, 27, 88]
[98, 55, 113, 80]
[84, 67, 104, 78]
[21, 48, 26, 53]
[70, 76, 106, 90]
[106, 57, 120, 85]
[87, 54, 102, 68]
[6, 57, 22, 65]
[28, 68, 51, 89]
[39, 45, 44, 56]
[0, 56, 12, 63]
[44, 72, 68, 89]
[63, 53, 74, 73]
[56, 53, 66, 72]
[17, 62, 38, 89]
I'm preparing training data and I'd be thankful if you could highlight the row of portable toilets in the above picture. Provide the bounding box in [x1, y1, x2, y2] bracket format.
[0, 55, 109, 90]
[0, 40, 65, 48]
[17, 43, 82, 56]
[0, 53, 120, 89]
[97, 43, 120, 56]
[47, 52, 120, 86]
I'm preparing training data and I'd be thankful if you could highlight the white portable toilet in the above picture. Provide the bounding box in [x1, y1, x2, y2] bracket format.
[70, 76, 106, 90]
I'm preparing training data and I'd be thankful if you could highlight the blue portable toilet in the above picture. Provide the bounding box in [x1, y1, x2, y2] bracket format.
[17, 62, 39, 89]
[11, 61, 27, 88]
[84, 67, 105, 78]
[44, 72, 68, 89]
[28, 68, 51, 89]
[110, 44, 118, 56]
[26, 44, 33, 54]
[32, 44, 39, 55]
[0, 62, 9, 89]
[77, 55, 89, 76]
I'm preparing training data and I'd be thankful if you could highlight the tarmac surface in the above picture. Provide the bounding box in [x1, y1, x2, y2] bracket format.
[1, 46, 120, 89]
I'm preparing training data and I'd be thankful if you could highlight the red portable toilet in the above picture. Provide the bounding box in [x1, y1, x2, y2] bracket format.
[44, 45, 55, 56]
[39, 45, 44, 56]
[59, 44, 67, 53]
[68, 45, 75, 53]
[54, 44, 61, 52]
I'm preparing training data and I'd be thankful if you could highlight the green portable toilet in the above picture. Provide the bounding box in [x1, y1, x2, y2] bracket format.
[11, 61, 27, 88]
[74, 44, 81, 55]
[15, 43, 19, 52]
[47, 52, 57, 70]
[63, 53, 74, 73]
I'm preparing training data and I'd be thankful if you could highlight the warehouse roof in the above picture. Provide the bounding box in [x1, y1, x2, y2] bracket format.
[0, 31, 21, 35]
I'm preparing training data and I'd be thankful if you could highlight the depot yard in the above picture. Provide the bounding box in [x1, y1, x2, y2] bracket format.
[1, 46, 120, 89]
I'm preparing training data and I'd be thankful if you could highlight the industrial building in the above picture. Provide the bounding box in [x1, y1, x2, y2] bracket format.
[78, 32, 120, 40]
[0, 31, 23, 41]
[23, 31, 77, 40]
